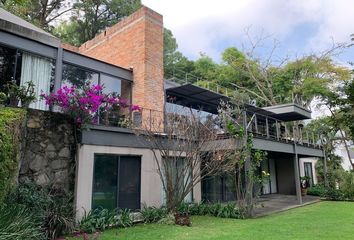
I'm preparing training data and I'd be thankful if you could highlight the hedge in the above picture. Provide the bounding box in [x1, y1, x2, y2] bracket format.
[0, 107, 26, 205]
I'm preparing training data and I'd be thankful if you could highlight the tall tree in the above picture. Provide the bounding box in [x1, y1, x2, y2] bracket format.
[1, 0, 74, 30]
[53, 0, 141, 46]
[163, 28, 195, 82]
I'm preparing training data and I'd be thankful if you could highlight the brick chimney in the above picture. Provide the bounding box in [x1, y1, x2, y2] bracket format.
[79, 6, 164, 119]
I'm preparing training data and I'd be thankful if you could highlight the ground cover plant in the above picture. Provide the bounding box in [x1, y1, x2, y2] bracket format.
[69, 202, 354, 240]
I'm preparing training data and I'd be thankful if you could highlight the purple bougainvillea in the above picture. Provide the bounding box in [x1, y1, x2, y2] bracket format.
[41, 82, 140, 127]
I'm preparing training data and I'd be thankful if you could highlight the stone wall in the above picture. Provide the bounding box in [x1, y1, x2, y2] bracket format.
[19, 109, 76, 192]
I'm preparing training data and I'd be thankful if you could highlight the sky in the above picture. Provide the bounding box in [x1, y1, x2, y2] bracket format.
[142, 0, 354, 64]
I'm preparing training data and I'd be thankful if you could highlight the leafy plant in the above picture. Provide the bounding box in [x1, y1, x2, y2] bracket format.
[0, 108, 26, 205]
[176, 202, 240, 219]
[41, 83, 140, 127]
[7, 81, 36, 107]
[5, 182, 75, 239]
[0, 204, 44, 240]
[308, 185, 326, 196]
[140, 204, 168, 223]
[157, 213, 175, 225]
[79, 208, 132, 234]
[0, 92, 7, 105]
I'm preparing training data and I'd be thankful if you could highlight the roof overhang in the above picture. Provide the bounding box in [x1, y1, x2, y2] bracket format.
[262, 103, 311, 121]
[165, 84, 229, 114]
[0, 8, 60, 47]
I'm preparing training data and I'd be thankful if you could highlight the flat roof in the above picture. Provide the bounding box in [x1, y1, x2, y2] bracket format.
[0, 8, 60, 47]
[262, 103, 312, 121]
[165, 83, 312, 121]
[166, 83, 229, 114]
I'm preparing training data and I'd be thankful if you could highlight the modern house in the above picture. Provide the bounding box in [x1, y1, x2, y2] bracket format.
[0, 6, 325, 220]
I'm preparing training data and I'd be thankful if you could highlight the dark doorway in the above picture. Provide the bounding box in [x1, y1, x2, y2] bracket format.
[274, 154, 296, 195]
[92, 154, 141, 211]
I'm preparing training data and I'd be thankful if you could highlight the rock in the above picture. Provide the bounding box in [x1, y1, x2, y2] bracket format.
[54, 170, 68, 183]
[51, 160, 68, 170]
[19, 160, 29, 174]
[35, 173, 49, 186]
[58, 147, 70, 158]
[27, 119, 41, 128]
[29, 155, 46, 172]
[46, 143, 56, 152]
[46, 151, 57, 159]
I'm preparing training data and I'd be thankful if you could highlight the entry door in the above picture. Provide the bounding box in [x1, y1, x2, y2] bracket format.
[92, 154, 141, 211]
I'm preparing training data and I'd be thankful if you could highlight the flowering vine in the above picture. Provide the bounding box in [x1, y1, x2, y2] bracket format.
[41, 82, 140, 127]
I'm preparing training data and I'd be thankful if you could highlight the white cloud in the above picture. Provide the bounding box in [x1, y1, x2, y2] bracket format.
[142, 0, 354, 61]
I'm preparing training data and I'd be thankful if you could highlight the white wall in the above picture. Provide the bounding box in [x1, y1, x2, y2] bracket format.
[334, 143, 353, 171]
[74, 144, 202, 220]
[299, 157, 318, 185]
[75, 145, 162, 220]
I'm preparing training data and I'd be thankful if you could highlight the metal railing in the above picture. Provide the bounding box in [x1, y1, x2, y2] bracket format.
[245, 111, 322, 148]
[96, 106, 322, 149]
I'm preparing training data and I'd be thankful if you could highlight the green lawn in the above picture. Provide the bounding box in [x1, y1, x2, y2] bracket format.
[77, 201, 354, 240]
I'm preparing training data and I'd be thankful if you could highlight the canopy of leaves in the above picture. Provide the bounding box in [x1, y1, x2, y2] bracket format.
[53, 0, 141, 46]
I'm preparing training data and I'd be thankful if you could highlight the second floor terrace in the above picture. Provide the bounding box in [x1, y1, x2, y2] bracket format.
[84, 81, 324, 158]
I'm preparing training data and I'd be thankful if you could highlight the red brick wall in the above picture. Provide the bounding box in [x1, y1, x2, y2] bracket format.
[78, 6, 164, 118]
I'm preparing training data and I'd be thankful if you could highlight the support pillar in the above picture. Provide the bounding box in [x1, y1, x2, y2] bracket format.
[293, 144, 302, 205]
[323, 148, 328, 187]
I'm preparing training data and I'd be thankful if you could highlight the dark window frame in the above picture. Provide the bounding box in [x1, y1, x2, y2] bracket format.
[92, 153, 142, 211]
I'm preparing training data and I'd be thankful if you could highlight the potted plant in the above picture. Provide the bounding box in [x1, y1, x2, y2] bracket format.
[300, 176, 311, 196]
[7, 81, 36, 108]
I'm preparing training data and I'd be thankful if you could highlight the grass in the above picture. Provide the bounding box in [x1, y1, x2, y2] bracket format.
[72, 201, 354, 240]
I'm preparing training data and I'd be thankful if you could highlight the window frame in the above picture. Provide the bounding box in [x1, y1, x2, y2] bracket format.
[92, 153, 142, 211]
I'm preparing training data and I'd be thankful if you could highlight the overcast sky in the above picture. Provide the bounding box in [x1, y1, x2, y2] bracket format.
[142, 0, 354, 64]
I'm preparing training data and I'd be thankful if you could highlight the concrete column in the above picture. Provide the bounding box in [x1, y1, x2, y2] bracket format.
[293, 144, 302, 205]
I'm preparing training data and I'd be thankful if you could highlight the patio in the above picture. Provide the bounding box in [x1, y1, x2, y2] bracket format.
[254, 194, 320, 217]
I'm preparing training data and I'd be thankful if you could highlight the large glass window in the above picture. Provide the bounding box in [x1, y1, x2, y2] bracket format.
[92, 154, 141, 211]
[0, 44, 55, 110]
[202, 175, 236, 202]
[62, 63, 99, 88]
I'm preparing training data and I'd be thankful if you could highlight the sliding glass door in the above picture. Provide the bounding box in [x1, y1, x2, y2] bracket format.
[92, 154, 141, 211]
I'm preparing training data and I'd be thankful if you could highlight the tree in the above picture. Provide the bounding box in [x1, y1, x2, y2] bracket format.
[163, 28, 195, 82]
[53, 0, 141, 46]
[1, 0, 74, 30]
[135, 107, 235, 212]
[218, 100, 267, 218]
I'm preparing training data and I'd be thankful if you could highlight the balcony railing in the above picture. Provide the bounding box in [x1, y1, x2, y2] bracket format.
[245, 111, 322, 148]
[96, 107, 322, 149]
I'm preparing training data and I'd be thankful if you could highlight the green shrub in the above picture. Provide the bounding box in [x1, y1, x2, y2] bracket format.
[5, 182, 75, 239]
[79, 208, 132, 234]
[0, 204, 44, 240]
[340, 171, 354, 199]
[141, 204, 168, 223]
[177, 202, 240, 219]
[308, 185, 327, 196]
[0, 107, 26, 205]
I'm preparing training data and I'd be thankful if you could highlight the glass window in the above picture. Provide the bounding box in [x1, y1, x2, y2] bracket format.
[0, 44, 55, 110]
[100, 73, 131, 100]
[92, 155, 118, 211]
[92, 154, 141, 211]
[0, 44, 17, 91]
[62, 63, 98, 88]
[19, 52, 55, 110]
